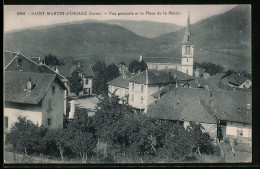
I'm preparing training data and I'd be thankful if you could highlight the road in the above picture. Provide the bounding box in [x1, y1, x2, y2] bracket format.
[68, 96, 99, 117]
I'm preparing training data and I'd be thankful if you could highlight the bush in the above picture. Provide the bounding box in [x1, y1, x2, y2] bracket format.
[212, 146, 221, 156]
[224, 138, 230, 144]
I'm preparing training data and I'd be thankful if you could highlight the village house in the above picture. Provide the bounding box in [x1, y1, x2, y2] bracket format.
[4, 50, 18, 67]
[4, 71, 66, 130]
[4, 53, 68, 115]
[107, 73, 133, 103]
[140, 14, 194, 76]
[128, 69, 194, 113]
[147, 87, 252, 144]
[183, 77, 221, 90]
[227, 73, 251, 89]
[56, 62, 95, 96]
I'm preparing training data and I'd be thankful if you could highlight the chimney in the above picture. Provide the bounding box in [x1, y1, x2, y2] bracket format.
[26, 78, 32, 92]
[55, 66, 59, 74]
[140, 55, 143, 62]
[69, 100, 75, 119]
[145, 68, 148, 85]
[78, 62, 82, 68]
[122, 74, 126, 79]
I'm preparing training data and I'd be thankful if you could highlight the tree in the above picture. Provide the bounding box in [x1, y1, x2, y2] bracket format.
[5, 117, 47, 155]
[194, 62, 224, 76]
[63, 108, 96, 162]
[93, 62, 120, 95]
[68, 73, 83, 96]
[188, 122, 214, 156]
[43, 54, 65, 66]
[128, 60, 148, 73]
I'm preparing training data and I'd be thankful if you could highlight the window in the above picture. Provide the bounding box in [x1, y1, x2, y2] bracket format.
[141, 85, 144, 92]
[48, 100, 52, 111]
[141, 96, 144, 104]
[187, 59, 189, 62]
[52, 86, 55, 94]
[186, 69, 189, 74]
[85, 78, 89, 85]
[132, 83, 134, 89]
[131, 94, 134, 101]
[4, 116, 8, 129]
[47, 118, 51, 126]
[237, 129, 243, 137]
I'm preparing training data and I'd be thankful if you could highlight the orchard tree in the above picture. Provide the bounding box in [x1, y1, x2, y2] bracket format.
[68, 73, 83, 96]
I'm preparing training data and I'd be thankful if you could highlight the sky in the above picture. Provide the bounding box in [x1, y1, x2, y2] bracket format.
[4, 5, 237, 32]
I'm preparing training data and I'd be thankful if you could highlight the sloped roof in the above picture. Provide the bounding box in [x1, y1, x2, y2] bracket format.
[129, 69, 194, 85]
[81, 64, 95, 77]
[4, 54, 66, 80]
[4, 51, 18, 67]
[4, 71, 60, 104]
[152, 84, 177, 98]
[228, 74, 250, 86]
[147, 87, 251, 124]
[29, 57, 42, 64]
[197, 77, 221, 90]
[55, 65, 72, 77]
[142, 57, 182, 64]
[107, 74, 133, 88]
[180, 98, 217, 124]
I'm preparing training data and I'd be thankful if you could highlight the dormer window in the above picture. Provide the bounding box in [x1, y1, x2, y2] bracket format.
[16, 58, 22, 67]
[52, 86, 55, 94]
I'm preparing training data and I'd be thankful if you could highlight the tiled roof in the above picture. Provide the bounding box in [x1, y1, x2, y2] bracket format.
[228, 74, 250, 86]
[4, 54, 66, 80]
[4, 71, 62, 104]
[147, 87, 251, 124]
[29, 57, 42, 64]
[81, 64, 95, 77]
[55, 65, 72, 77]
[180, 97, 217, 124]
[107, 74, 133, 88]
[4, 51, 18, 67]
[142, 57, 182, 64]
[129, 69, 194, 85]
[151, 84, 177, 98]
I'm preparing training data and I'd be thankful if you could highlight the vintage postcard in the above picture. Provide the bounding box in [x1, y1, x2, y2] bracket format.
[4, 5, 251, 164]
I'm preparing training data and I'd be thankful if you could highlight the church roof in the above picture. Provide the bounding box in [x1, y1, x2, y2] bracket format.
[142, 57, 181, 64]
[183, 13, 192, 45]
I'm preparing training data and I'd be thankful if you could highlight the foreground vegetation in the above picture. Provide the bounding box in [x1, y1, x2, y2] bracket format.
[5, 94, 220, 163]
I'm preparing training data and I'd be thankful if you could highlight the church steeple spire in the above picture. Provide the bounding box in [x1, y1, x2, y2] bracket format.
[183, 12, 192, 45]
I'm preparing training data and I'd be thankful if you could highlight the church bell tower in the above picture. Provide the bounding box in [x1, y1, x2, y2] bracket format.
[181, 12, 194, 76]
